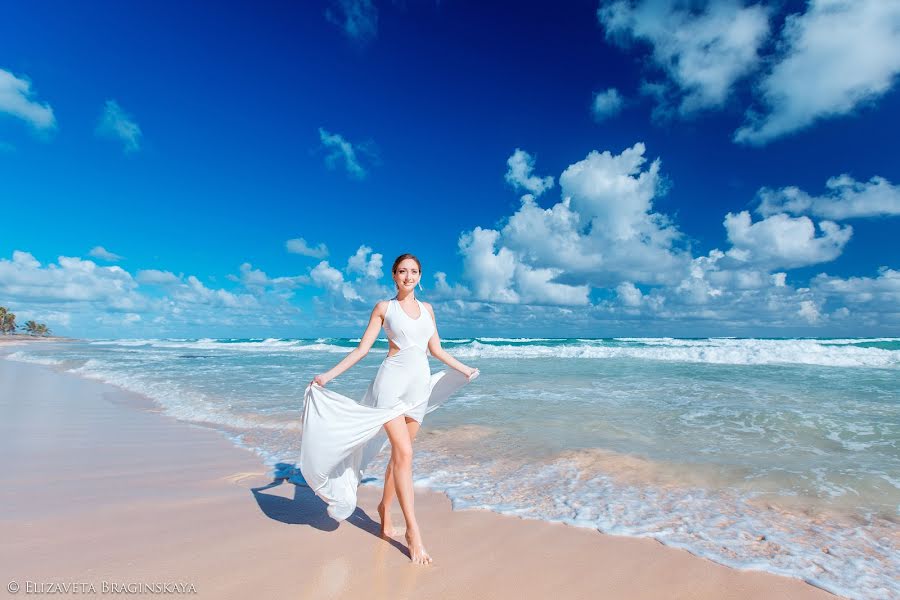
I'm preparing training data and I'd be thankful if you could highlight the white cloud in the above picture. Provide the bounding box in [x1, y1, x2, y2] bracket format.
[735, 0, 900, 144]
[319, 127, 367, 179]
[310, 260, 362, 301]
[171, 275, 260, 309]
[723, 211, 852, 269]
[136, 269, 181, 285]
[0, 251, 309, 337]
[592, 87, 624, 121]
[598, 0, 770, 116]
[757, 174, 900, 220]
[96, 100, 142, 153]
[286, 237, 329, 258]
[514, 263, 591, 305]
[227, 262, 309, 294]
[557, 143, 688, 284]
[325, 0, 378, 44]
[461, 143, 693, 308]
[809, 267, 900, 327]
[798, 300, 822, 324]
[458, 227, 590, 306]
[0, 251, 140, 307]
[500, 195, 602, 273]
[346, 245, 383, 278]
[505, 149, 554, 197]
[431, 271, 471, 300]
[436, 140, 900, 332]
[136, 268, 262, 310]
[448, 139, 900, 333]
[559, 142, 659, 238]
[88, 246, 123, 262]
[813, 267, 900, 305]
[0, 68, 55, 130]
[459, 227, 520, 303]
[616, 281, 643, 307]
[673, 250, 726, 305]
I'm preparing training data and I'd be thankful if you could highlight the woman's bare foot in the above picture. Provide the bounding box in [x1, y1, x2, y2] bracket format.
[377, 502, 395, 537]
[405, 528, 433, 565]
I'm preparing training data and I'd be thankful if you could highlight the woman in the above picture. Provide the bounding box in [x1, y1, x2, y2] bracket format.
[302, 253, 479, 565]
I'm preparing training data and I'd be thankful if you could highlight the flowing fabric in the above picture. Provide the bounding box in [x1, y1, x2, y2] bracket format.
[299, 298, 477, 521]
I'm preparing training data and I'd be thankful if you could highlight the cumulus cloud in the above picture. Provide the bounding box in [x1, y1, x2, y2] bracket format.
[798, 299, 822, 324]
[459, 227, 520, 303]
[319, 127, 369, 179]
[458, 227, 590, 306]
[505, 149, 554, 197]
[598, 0, 770, 116]
[757, 174, 900, 220]
[723, 211, 852, 269]
[0, 251, 140, 308]
[227, 262, 309, 295]
[0, 68, 55, 130]
[514, 263, 591, 306]
[592, 87, 624, 121]
[0, 250, 307, 337]
[131, 267, 261, 309]
[88, 246, 123, 262]
[735, 0, 900, 144]
[616, 281, 643, 307]
[431, 271, 471, 300]
[346, 245, 383, 279]
[171, 275, 260, 309]
[557, 143, 687, 284]
[446, 139, 900, 333]
[808, 267, 900, 327]
[286, 237, 329, 258]
[136, 269, 181, 285]
[500, 195, 602, 273]
[813, 266, 900, 305]
[326, 0, 378, 45]
[461, 143, 687, 306]
[310, 260, 362, 301]
[96, 100, 142, 153]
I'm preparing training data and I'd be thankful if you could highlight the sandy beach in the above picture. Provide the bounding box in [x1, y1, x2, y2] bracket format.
[0, 358, 839, 599]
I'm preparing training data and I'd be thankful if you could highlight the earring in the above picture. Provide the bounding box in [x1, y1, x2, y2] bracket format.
[418, 282, 423, 290]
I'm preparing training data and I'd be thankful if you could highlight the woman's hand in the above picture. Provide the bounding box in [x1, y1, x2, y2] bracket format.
[461, 366, 479, 381]
[310, 374, 330, 388]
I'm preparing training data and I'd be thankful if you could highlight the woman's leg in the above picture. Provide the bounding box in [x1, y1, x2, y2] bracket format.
[381, 415, 431, 564]
[378, 417, 420, 536]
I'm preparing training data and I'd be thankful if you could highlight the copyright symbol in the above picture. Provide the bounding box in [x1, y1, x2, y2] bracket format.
[7, 580, 19, 593]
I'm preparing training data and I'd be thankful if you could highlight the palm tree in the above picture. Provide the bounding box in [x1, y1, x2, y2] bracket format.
[20, 319, 51, 336]
[0, 307, 16, 335]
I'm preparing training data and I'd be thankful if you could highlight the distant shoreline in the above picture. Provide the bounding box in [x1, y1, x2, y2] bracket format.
[0, 334, 79, 345]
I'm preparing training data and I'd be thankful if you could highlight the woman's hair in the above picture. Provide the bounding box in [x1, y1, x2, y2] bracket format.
[391, 253, 421, 275]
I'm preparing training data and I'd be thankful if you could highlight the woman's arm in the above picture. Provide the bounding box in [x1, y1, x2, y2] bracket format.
[311, 301, 387, 386]
[424, 302, 478, 378]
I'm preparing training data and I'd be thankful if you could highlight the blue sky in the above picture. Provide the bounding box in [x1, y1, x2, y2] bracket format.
[1, 0, 899, 338]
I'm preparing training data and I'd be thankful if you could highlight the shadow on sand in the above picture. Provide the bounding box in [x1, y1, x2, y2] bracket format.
[250, 462, 409, 558]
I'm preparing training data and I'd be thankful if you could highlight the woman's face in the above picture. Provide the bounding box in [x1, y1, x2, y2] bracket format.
[393, 259, 420, 292]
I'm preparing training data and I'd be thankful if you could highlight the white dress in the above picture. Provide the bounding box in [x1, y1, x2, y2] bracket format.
[300, 297, 476, 521]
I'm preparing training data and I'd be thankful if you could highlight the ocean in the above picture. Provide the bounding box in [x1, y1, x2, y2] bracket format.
[3, 337, 898, 599]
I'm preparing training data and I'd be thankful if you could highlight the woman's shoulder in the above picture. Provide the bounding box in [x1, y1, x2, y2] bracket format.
[373, 299, 392, 316]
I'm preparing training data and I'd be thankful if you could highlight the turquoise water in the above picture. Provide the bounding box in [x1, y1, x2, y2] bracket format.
[3, 337, 898, 599]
